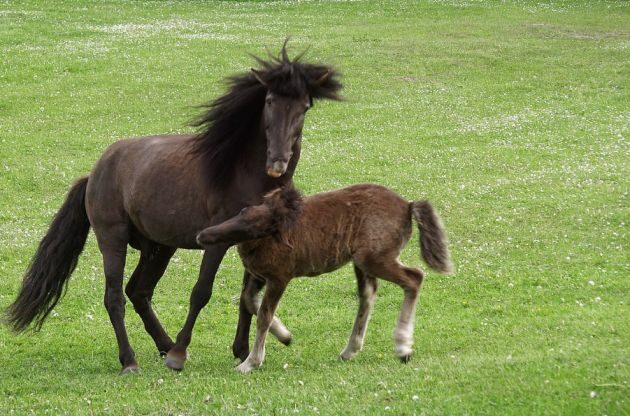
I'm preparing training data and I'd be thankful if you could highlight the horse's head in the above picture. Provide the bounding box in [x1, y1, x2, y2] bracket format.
[254, 77, 311, 178]
[190, 42, 342, 187]
[196, 186, 302, 247]
[250, 43, 343, 178]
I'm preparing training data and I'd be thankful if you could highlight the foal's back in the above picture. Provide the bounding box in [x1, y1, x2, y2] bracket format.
[244, 184, 413, 278]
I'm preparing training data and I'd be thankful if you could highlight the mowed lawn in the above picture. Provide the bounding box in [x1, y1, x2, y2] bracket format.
[0, 1, 628, 414]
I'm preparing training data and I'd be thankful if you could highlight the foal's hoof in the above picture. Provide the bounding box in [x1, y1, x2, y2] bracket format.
[279, 335, 292, 347]
[165, 348, 187, 371]
[399, 354, 412, 364]
[120, 364, 141, 375]
[235, 360, 258, 374]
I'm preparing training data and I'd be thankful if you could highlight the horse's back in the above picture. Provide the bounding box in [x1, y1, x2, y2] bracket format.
[85, 134, 210, 248]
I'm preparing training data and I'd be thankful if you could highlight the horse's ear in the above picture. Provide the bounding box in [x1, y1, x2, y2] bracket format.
[305, 65, 342, 101]
[251, 68, 267, 87]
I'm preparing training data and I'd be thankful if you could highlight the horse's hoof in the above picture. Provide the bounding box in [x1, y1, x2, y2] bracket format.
[120, 364, 141, 375]
[279, 335, 292, 347]
[339, 352, 354, 361]
[157, 340, 176, 357]
[232, 346, 250, 362]
[165, 349, 187, 371]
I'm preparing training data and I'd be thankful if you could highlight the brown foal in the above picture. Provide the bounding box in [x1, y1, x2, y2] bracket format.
[197, 184, 453, 373]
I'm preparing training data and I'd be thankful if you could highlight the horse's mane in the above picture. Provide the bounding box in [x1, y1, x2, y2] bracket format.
[191, 43, 342, 189]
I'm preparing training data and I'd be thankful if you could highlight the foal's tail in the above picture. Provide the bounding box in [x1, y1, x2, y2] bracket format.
[5, 177, 91, 332]
[411, 201, 453, 274]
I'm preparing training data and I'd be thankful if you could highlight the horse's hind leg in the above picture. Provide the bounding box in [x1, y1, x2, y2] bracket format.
[96, 226, 138, 373]
[125, 244, 176, 356]
[359, 256, 424, 363]
[236, 280, 288, 374]
[340, 265, 378, 361]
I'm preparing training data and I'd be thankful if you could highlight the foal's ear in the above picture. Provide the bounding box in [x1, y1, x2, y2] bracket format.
[264, 187, 285, 208]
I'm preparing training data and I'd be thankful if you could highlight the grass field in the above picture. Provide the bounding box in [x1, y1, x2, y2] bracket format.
[1, 0, 628, 414]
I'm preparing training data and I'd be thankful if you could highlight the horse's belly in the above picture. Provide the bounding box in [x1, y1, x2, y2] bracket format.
[129, 209, 206, 249]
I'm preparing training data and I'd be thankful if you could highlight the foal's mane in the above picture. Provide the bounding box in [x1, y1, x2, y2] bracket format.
[265, 186, 303, 232]
[191, 43, 342, 189]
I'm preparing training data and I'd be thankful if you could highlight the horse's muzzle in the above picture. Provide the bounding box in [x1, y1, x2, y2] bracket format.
[266, 160, 288, 178]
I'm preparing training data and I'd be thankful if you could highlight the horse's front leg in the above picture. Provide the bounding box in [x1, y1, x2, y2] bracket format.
[236, 280, 287, 374]
[165, 244, 229, 371]
[232, 272, 292, 362]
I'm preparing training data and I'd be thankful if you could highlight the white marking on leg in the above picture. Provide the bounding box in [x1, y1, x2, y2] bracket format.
[236, 283, 285, 373]
[246, 289, 292, 344]
[394, 290, 418, 359]
[236, 325, 268, 373]
[340, 278, 376, 360]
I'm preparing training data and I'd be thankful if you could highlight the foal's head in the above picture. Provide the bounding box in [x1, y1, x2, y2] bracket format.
[197, 187, 302, 247]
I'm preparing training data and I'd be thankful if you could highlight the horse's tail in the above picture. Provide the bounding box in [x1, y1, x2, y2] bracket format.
[411, 200, 453, 274]
[5, 177, 91, 332]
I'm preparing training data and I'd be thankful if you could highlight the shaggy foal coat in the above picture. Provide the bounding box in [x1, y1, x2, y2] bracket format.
[197, 184, 452, 373]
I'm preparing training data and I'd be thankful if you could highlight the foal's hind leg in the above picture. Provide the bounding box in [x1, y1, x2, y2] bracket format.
[125, 244, 176, 356]
[360, 256, 424, 363]
[96, 226, 139, 373]
[236, 281, 288, 374]
[340, 265, 378, 361]
[233, 272, 292, 362]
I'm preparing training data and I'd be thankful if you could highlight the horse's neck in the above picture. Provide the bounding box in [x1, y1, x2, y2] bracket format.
[216, 126, 300, 214]
[238, 129, 300, 197]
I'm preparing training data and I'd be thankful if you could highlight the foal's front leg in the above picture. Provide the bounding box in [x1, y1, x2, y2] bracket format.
[236, 280, 287, 374]
[232, 272, 292, 362]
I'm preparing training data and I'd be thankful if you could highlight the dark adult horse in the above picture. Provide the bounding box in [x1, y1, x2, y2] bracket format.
[5, 44, 342, 373]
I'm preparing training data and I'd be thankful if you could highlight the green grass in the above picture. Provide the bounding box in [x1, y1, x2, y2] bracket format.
[1, 0, 628, 414]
